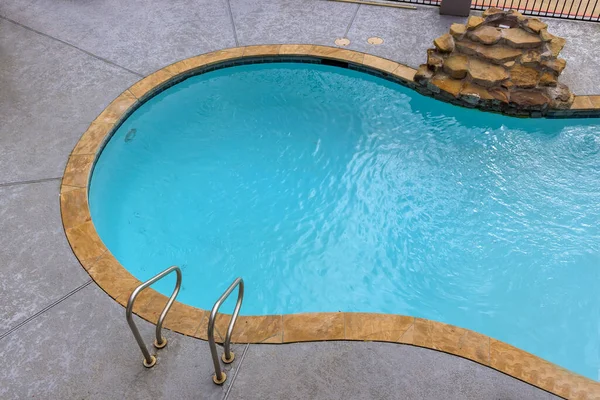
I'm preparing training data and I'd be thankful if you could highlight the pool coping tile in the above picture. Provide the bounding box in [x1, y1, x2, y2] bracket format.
[60, 187, 90, 229]
[363, 54, 400, 73]
[72, 121, 115, 155]
[589, 96, 600, 108]
[283, 313, 345, 343]
[243, 44, 282, 57]
[344, 313, 414, 342]
[213, 314, 283, 344]
[571, 95, 594, 110]
[60, 45, 600, 400]
[64, 221, 107, 265]
[96, 90, 138, 123]
[129, 69, 177, 100]
[279, 44, 316, 55]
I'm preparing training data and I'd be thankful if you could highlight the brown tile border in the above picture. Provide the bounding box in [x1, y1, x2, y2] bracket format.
[548, 94, 600, 119]
[60, 44, 600, 399]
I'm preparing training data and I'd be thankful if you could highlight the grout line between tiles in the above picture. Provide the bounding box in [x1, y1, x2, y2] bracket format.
[223, 343, 250, 400]
[0, 14, 145, 78]
[0, 279, 93, 341]
[0, 177, 62, 188]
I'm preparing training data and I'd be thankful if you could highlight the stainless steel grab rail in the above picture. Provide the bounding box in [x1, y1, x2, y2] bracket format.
[126, 265, 182, 368]
[207, 277, 244, 385]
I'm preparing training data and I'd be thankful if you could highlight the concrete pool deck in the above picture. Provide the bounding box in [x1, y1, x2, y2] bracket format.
[1, 0, 599, 398]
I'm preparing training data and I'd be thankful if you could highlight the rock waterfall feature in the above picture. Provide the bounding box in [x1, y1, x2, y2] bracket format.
[414, 8, 573, 117]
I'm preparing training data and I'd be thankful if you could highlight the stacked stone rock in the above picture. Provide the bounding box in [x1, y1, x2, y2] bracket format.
[414, 8, 574, 116]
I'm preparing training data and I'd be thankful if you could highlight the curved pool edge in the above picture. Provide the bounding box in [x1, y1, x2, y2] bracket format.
[60, 44, 600, 399]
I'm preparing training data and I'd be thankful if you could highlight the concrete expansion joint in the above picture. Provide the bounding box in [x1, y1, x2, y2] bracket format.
[344, 3, 361, 37]
[224, 0, 239, 47]
[0, 177, 62, 188]
[223, 343, 250, 400]
[0, 279, 93, 341]
[0, 14, 144, 78]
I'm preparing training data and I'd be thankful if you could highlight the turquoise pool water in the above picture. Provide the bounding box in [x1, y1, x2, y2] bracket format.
[90, 63, 600, 380]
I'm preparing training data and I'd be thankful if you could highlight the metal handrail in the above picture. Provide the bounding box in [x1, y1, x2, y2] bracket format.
[126, 265, 182, 368]
[207, 277, 244, 385]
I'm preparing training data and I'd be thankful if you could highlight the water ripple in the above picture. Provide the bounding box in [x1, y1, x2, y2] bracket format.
[91, 63, 600, 380]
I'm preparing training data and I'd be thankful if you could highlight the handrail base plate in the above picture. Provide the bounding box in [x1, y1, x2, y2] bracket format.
[143, 355, 157, 368]
[212, 372, 227, 385]
[222, 352, 235, 364]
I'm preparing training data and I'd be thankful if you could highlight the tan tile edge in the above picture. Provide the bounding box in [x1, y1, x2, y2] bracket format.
[60, 45, 599, 399]
[571, 95, 595, 111]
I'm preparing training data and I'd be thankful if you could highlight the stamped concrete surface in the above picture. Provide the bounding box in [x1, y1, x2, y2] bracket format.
[0, 19, 138, 184]
[345, 5, 462, 73]
[343, 4, 600, 95]
[0, 292, 561, 400]
[230, 0, 358, 46]
[546, 18, 600, 95]
[231, 342, 560, 400]
[0, 0, 597, 398]
[0, 180, 89, 335]
[0, 0, 236, 75]
[0, 283, 238, 400]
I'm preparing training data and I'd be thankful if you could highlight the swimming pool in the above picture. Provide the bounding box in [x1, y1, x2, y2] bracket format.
[89, 61, 600, 380]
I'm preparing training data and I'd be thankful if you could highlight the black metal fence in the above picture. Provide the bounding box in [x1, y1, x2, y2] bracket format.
[387, 0, 600, 21]
[389, 0, 441, 6]
[471, 0, 599, 21]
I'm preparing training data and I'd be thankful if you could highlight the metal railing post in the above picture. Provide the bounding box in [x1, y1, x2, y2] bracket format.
[207, 278, 244, 385]
[125, 266, 182, 368]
